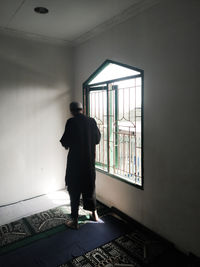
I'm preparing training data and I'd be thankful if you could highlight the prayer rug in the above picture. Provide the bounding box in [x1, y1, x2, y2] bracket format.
[0, 204, 182, 267]
[0, 205, 71, 254]
[0, 214, 128, 267]
[25, 205, 71, 233]
[60, 238, 142, 267]
[59, 225, 172, 266]
[0, 201, 109, 255]
[0, 219, 32, 247]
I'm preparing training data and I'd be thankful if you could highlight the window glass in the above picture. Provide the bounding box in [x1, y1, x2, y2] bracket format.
[89, 63, 140, 85]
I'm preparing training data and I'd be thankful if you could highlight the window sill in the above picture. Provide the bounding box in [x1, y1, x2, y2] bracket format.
[96, 168, 143, 190]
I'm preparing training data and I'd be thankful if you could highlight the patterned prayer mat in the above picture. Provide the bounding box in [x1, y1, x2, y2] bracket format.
[0, 201, 110, 255]
[0, 201, 182, 267]
[0, 219, 32, 247]
[59, 225, 171, 267]
[25, 205, 71, 233]
[60, 232, 143, 267]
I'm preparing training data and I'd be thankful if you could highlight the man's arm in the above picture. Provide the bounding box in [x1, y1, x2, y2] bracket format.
[60, 119, 72, 149]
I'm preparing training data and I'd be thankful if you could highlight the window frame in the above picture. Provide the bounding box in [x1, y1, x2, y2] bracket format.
[83, 59, 144, 190]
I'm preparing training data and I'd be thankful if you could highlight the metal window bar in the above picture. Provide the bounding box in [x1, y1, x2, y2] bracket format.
[89, 89, 108, 171]
[110, 79, 142, 185]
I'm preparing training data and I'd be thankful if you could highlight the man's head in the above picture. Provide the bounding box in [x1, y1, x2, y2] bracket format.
[70, 101, 83, 116]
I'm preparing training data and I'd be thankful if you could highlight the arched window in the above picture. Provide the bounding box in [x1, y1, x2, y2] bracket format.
[83, 60, 144, 188]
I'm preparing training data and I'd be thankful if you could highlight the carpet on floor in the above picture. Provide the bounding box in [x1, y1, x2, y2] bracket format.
[0, 214, 129, 267]
[0, 201, 175, 267]
[59, 222, 172, 267]
[60, 233, 143, 267]
[0, 201, 110, 255]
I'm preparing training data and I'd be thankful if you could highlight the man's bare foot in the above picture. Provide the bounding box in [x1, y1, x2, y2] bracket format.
[90, 210, 99, 221]
[65, 219, 78, 230]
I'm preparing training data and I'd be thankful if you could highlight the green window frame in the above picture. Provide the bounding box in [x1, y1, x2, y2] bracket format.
[83, 60, 144, 189]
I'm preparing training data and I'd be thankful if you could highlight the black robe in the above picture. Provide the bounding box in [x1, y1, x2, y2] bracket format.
[60, 113, 101, 194]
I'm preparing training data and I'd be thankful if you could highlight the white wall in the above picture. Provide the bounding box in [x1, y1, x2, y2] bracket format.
[0, 32, 72, 205]
[73, 0, 200, 257]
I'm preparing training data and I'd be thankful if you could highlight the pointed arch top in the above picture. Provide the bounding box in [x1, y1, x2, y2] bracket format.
[83, 59, 143, 86]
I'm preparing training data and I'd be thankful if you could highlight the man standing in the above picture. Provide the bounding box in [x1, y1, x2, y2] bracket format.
[60, 102, 101, 229]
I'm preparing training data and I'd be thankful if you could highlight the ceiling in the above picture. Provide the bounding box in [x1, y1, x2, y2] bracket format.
[0, 0, 158, 46]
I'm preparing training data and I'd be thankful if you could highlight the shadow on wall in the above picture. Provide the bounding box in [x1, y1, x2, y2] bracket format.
[0, 51, 70, 90]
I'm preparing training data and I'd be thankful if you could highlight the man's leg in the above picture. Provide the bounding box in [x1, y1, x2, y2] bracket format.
[82, 190, 99, 221]
[67, 189, 81, 229]
[91, 210, 99, 221]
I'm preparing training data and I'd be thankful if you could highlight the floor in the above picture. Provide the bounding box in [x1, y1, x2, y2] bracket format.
[0, 189, 70, 226]
[0, 190, 200, 266]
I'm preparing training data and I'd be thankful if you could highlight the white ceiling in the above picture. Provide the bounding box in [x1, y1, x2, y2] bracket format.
[0, 0, 158, 46]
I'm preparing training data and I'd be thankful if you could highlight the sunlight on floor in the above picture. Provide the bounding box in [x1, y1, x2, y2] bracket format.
[0, 189, 69, 226]
[46, 189, 69, 205]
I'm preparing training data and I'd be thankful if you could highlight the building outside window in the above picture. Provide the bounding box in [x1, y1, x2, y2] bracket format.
[83, 60, 144, 188]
